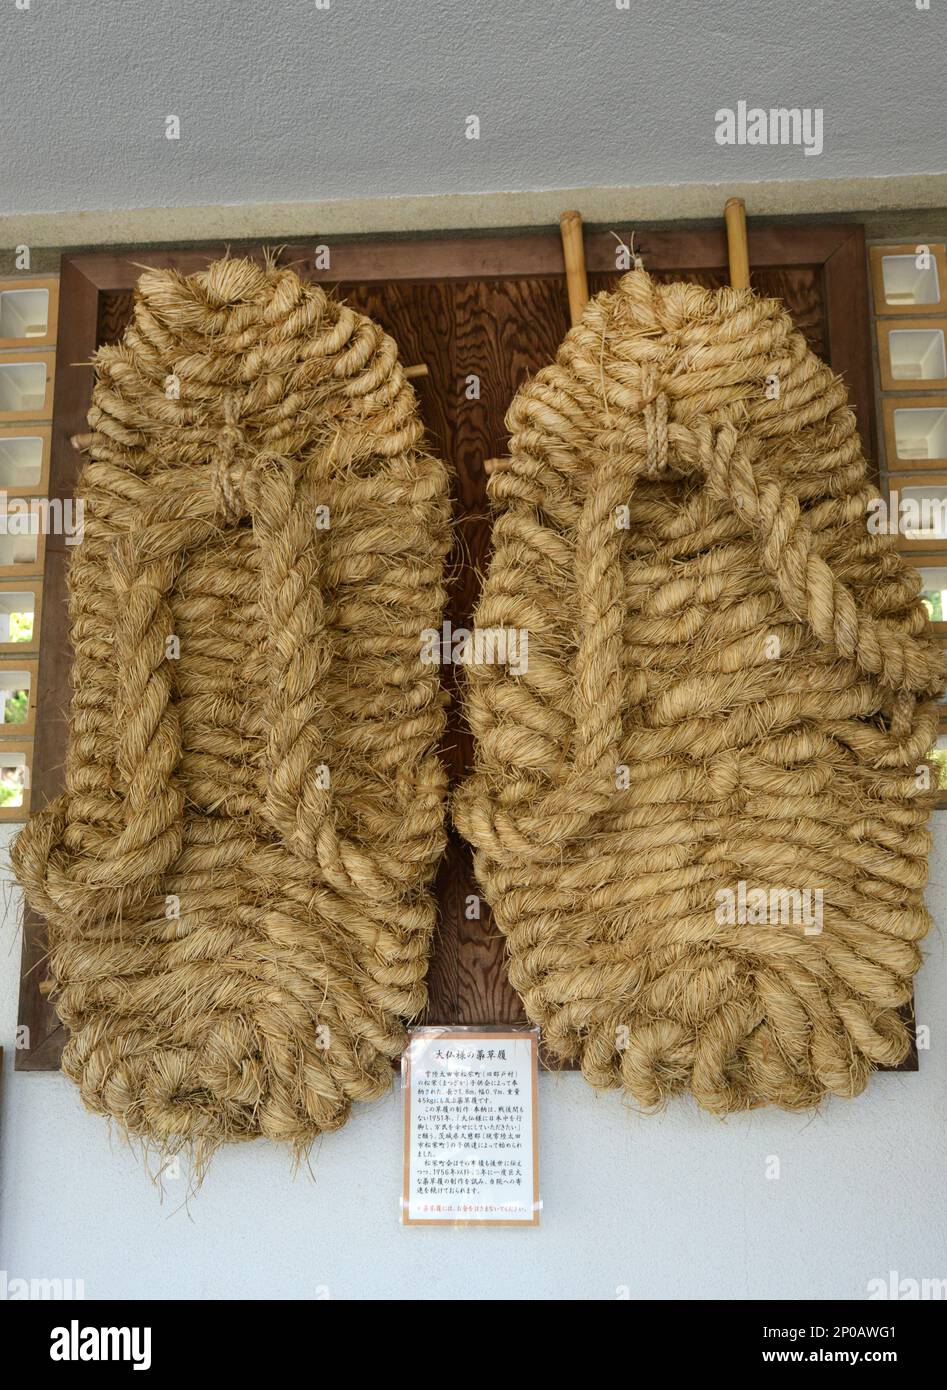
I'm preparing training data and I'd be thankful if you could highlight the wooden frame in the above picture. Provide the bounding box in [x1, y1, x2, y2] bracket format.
[0, 276, 60, 350]
[0, 424, 52, 498]
[16, 223, 887, 1070]
[870, 243, 947, 317]
[882, 395, 947, 473]
[911, 553, 947, 581]
[0, 736, 32, 821]
[0, 349, 56, 423]
[877, 316, 947, 393]
[0, 577, 41, 655]
[882, 474, 947, 553]
[0, 519, 46, 579]
[911, 555, 947, 634]
[0, 657, 38, 736]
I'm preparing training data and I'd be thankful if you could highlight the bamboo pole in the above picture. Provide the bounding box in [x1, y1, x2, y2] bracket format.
[724, 197, 750, 290]
[559, 210, 590, 327]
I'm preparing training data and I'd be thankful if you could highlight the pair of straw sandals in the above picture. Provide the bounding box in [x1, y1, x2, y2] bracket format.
[13, 257, 942, 1151]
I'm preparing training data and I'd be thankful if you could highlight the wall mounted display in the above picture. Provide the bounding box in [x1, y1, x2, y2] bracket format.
[19, 223, 915, 1088]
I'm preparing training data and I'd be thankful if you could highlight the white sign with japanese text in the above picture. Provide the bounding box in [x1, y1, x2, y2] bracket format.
[402, 1028, 540, 1226]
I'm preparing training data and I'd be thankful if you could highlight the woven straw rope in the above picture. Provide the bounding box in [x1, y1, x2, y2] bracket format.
[454, 270, 943, 1113]
[12, 257, 451, 1152]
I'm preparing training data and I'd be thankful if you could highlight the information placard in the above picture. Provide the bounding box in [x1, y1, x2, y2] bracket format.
[401, 1027, 540, 1226]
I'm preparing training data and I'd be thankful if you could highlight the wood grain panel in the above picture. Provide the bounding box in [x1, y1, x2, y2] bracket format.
[445, 277, 572, 1025]
[96, 289, 133, 346]
[333, 280, 461, 1023]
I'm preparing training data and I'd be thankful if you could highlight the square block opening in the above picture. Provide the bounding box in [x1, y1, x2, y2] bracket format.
[881, 254, 941, 307]
[917, 565, 947, 621]
[892, 406, 947, 461]
[887, 328, 947, 381]
[0, 360, 47, 413]
[0, 529, 39, 567]
[0, 667, 31, 726]
[0, 434, 44, 488]
[895, 485, 947, 541]
[0, 591, 35, 644]
[0, 287, 50, 339]
[931, 735, 947, 792]
[0, 748, 28, 809]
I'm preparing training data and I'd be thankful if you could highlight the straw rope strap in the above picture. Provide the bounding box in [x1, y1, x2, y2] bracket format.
[13, 257, 451, 1155]
[454, 269, 942, 1114]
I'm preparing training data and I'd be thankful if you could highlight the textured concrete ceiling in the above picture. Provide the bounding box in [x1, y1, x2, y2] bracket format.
[1, 0, 944, 217]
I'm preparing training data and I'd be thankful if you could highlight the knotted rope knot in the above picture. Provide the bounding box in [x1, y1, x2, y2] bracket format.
[639, 365, 670, 475]
[211, 394, 255, 524]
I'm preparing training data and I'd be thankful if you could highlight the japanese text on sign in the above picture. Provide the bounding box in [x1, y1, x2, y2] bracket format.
[402, 1029, 540, 1226]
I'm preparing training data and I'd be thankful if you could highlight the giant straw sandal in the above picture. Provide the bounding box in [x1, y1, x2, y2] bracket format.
[455, 269, 943, 1113]
[13, 256, 452, 1153]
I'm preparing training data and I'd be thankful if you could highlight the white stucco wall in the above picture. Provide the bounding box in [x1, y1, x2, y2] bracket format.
[1, 822, 944, 1301]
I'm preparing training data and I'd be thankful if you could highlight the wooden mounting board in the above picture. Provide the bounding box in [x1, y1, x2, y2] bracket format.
[16, 224, 915, 1073]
